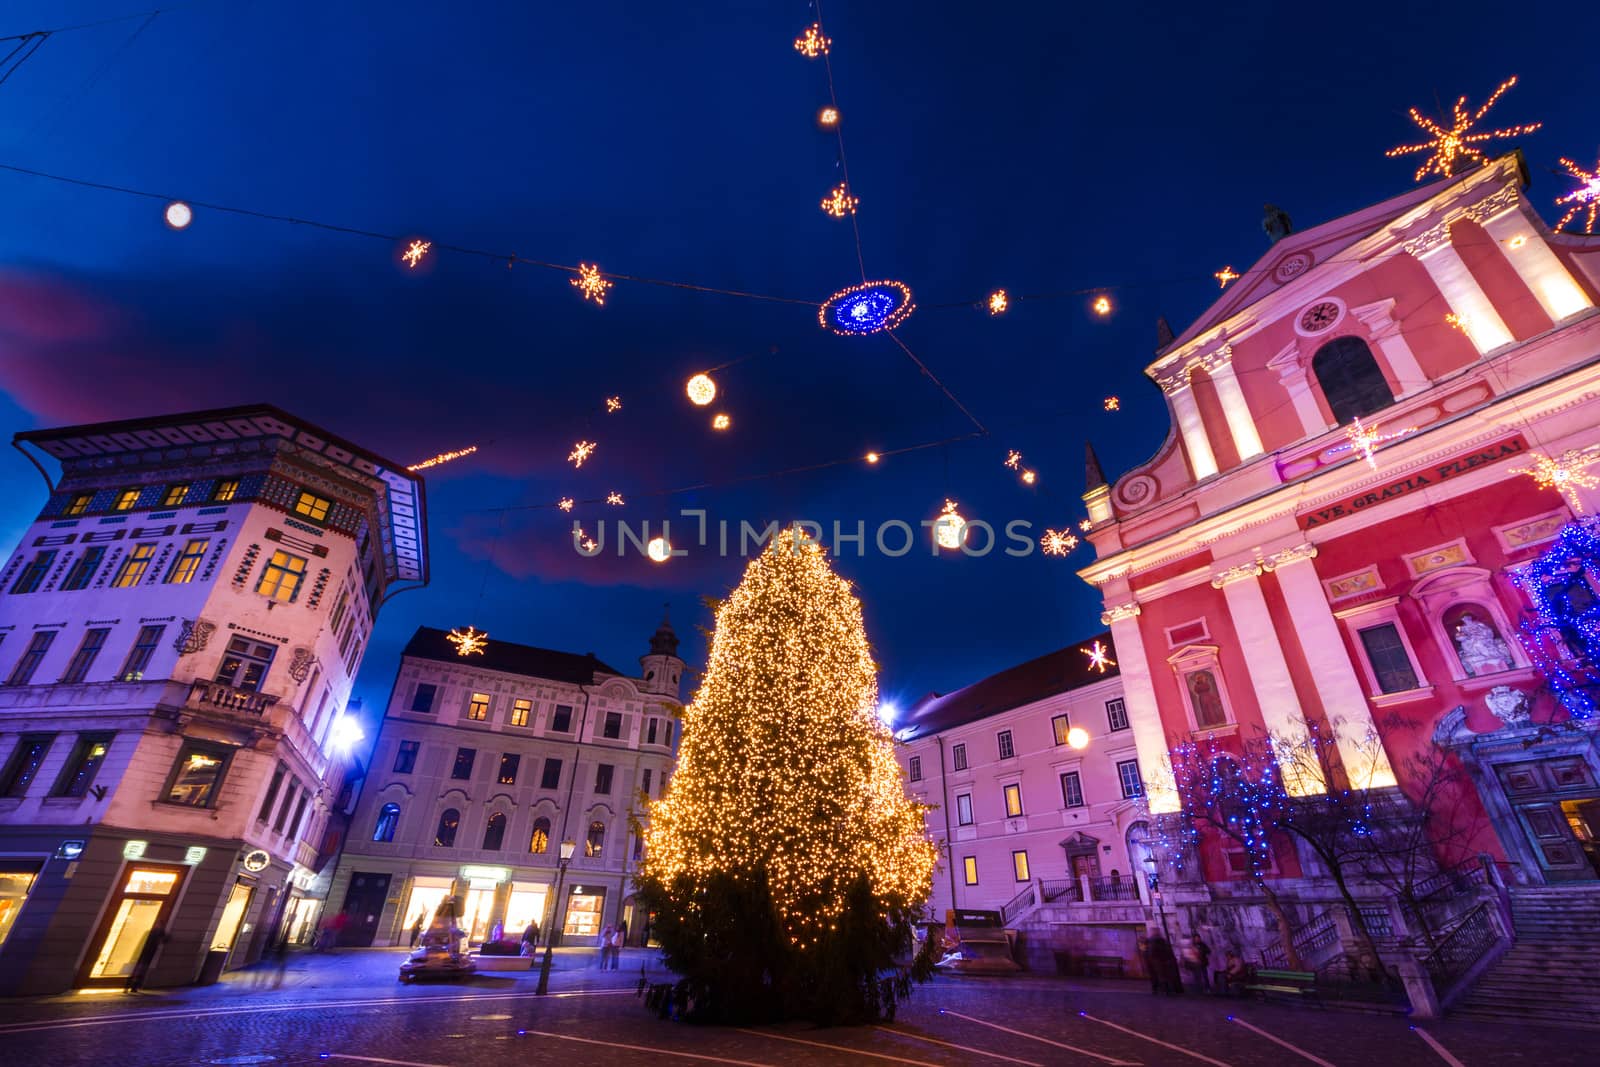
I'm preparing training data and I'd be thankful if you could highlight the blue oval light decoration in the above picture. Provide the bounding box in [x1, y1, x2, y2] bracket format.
[819, 280, 915, 335]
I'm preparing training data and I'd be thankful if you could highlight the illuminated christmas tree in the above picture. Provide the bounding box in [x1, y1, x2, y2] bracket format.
[637, 530, 937, 1023]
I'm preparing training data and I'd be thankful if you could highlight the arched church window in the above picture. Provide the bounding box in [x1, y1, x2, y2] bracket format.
[373, 802, 400, 842]
[530, 817, 551, 854]
[482, 811, 507, 851]
[434, 807, 460, 848]
[585, 819, 606, 857]
[1444, 603, 1514, 677]
[1312, 337, 1393, 425]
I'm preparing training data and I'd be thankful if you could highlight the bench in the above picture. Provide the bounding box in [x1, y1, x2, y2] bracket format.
[1244, 968, 1322, 1007]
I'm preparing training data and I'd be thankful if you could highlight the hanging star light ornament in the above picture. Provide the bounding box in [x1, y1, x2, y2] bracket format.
[558, 497, 574, 512]
[819, 280, 915, 336]
[933, 499, 967, 551]
[793, 23, 830, 58]
[1337, 416, 1417, 469]
[1215, 266, 1240, 288]
[1516, 449, 1600, 514]
[1083, 640, 1116, 673]
[1554, 153, 1600, 234]
[988, 289, 1009, 315]
[1004, 450, 1022, 470]
[820, 182, 860, 218]
[1104, 396, 1120, 411]
[605, 396, 623, 413]
[1040, 529, 1076, 556]
[567, 440, 597, 468]
[447, 625, 489, 657]
[570, 262, 613, 305]
[402, 240, 430, 268]
[1079, 519, 1093, 532]
[606, 492, 625, 506]
[1386, 76, 1542, 182]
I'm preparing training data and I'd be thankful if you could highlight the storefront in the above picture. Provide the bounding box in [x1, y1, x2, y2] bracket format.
[210, 881, 255, 967]
[401, 875, 452, 940]
[563, 883, 607, 941]
[0, 862, 41, 952]
[79, 863, 187, 987]
[506, 881, 548, 939]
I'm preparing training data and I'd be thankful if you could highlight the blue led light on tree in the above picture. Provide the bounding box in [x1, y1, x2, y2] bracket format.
[1513, 518, 1600, 718]
[818, 280, 915, 336]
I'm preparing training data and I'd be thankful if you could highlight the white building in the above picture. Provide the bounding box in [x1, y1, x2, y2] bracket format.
[0, 405, 426, 993]
[894, 634, 1160, 973]
[328, 615, 684, 949]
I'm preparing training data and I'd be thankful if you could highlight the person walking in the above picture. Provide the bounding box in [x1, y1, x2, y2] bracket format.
[613, 919, 628, 970]
[520, 918, 540, 955]
[599, 924, 617, 970]
[1147, 931, 1183, 995]
[1184, 934, 1212, 993]
[126, 918, 168, 994]
[409, 915, 424, 948]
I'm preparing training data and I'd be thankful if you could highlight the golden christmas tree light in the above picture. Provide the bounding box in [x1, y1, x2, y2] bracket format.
[570, 262, 613, 305]
[1092, 295, 1111, 315]
[1083, 640, 1115, 673]
[988, 289, 1009, 314]
[402, 240, 430, 268]
[793, 23, 831, 58]
[406, 445, 478, 472]
[605, 395, 623, 413]
[1214, 266, 1240, 288]
[447, 625, 489, 656]
[1386, 76, 1542, 182]
[638, 533, 935, 947]
[686, 373, 717, 406]
[606, 491, 625, 506]
[1516, 450, 1600, 514]
[558, 497, 574, 512]
[568, 440, 597, 468]
[821, 182, 859, 218]
[1555, 153, 1600, 234]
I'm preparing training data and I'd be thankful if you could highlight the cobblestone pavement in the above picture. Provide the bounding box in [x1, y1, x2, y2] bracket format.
[0, 948, 1592, 1066]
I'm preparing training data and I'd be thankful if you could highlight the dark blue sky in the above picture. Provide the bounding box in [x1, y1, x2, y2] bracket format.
[0, 1, 1590, 720]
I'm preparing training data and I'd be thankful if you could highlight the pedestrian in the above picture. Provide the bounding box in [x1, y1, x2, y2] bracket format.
[1137, 932, 1156, 993]
[1147, 931, 1183, 995]
[126, 918, 167, 994]
[409, 915, 424, 948]
[520, 918, 539, 956]
[613, 919, 628, 970]
[599, 924, 616, 970]
[1184, 933, 1212, 993]
[256, 937, 291, 989]
[1218, 950, 1250, 996]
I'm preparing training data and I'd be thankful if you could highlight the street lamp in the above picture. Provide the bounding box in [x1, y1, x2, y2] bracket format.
[1143, 854, 1171, 940]
[535, 839, 578, 996]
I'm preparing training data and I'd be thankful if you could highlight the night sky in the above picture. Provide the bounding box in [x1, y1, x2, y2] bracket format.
[0, 1, 1591, 726]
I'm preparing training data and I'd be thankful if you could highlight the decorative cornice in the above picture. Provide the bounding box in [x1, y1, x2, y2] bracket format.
[1101, 601, 1141, 624]
[1262, 543, 1319, 570]
[1210, 561, 1264, 589]
[1400, 220, 1453, 259]
[1459, 183, 1520, 225]
[1399, 180, 1523, 260]
[1192, 343, 1233, 376]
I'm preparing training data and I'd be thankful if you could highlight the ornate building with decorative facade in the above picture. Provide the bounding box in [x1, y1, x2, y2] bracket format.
[0, 405, 427, 994]
[1077, 154, 1600, 1017]
[328, 617, 683, 950]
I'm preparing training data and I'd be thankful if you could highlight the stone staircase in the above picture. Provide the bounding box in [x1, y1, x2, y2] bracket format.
[1450, 885, 1600, 1029]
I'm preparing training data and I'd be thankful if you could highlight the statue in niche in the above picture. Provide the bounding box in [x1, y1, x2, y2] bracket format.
[1453, 613, 1513, 676]
[1485, 686, 1531, 727]
[1187, 669, 1227, 728]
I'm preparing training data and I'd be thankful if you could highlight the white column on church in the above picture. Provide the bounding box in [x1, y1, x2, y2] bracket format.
[1274, 364, 1328, 439]
[1265, 545, 1398, 789]
[1102, 604, 1181, 813]
[1205, 355, 1265, 461]
[1164, 380, 1218, 481]
[1478, 211, 1593, 323]
[1405, 227, 1514, 355]
[1212, 563, 1325, 795]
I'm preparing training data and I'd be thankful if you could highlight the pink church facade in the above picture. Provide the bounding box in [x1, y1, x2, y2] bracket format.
[1078, 152, 1600, 895]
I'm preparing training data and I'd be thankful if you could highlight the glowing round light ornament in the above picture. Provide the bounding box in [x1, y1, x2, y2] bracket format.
[933, 499, 967, 550]
[817, 106, 840, 129]
[865, 452, 880, 464]
[686, 373, 717, 406]
[712, 413, 731, 430]
[1067, 726, 1090, 750]
[819, 280, 915, 336]
[164, 201, 193, 229]
[1093, 295, 1112, 316]
[647, 537, 671, 563]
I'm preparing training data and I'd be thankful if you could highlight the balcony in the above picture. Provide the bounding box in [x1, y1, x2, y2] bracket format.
[185, 679, 279, 718]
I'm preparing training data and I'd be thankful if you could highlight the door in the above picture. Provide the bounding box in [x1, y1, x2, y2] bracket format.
[339, 872, 391, 947]
[211, 882, 255, 966]
[1070, 853, 1101, 880]
[1516, 802, 1592, 881]
[81, 865, 186, 986]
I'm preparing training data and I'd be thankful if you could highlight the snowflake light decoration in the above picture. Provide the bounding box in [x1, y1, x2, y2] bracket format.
[819, 280, 915, 336]
[821, 183, 859, 218]
[605, 396, 622, 413]
[407, 445, 478, 472]
[1445, 312, 1471, 333]
[558, 497, 574, 512]
[1335, 416, 1417, 470]
[1104, 396, 1120, 411]
[793, 23, 830, 58]
[1040, 529, 1076, 556]
[988, 289, 1009, 315]
[573, 525, 598, 553]
[447, 625, 489, 657]
[1093, 295, 1111, 315]
[1214, 266, 1240, 288]
[933, 499, 967, 551]
[1555, 154, 1600, 235]
[1083, 640, 1115, 673]
[570, 262, 613, 305]
[1079, 519, 1092, 532]
[568, 440, 597, 468]
[1004, 450, 1022, 470]
[1516, 449, 1600, 514]
[1386, 76, 1542, 182]
[606, 492, 624, 506]
[402, 240, 430, 268]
